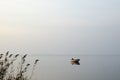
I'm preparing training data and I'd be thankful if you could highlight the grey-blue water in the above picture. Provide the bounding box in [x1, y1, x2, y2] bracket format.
[31, 56, 120, 80]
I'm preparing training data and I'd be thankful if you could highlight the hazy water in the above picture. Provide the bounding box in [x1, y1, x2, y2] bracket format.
[30, 56, 120, 80]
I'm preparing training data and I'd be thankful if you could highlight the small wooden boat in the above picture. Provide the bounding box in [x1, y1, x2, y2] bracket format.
[71, 58, 80, 62]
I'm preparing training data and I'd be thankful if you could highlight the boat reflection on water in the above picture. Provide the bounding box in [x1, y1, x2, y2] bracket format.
[71, 61, 80, 65]
[70, 58, 80, 65]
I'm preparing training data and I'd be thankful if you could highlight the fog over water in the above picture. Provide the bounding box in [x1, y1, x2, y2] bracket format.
[0, 0, 120, 55]
[31, 55, 120, 80]
[0, 1, 120, 80]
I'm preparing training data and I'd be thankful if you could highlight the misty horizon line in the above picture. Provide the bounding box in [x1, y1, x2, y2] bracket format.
[30, 54, 120, 56]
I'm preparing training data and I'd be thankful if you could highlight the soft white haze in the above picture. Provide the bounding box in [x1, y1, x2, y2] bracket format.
[0, 0, 120, 55]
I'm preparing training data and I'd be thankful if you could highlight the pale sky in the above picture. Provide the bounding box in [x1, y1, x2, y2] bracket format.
[0, 0, 120, 55]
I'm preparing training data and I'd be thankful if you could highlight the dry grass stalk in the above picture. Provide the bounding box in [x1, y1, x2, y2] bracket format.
[0, 51, 39, 80]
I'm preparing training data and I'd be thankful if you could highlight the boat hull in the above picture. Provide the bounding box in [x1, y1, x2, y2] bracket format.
[71, 59, 80, 62]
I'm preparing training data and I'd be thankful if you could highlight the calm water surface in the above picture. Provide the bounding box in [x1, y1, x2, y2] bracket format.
[30, 56, 120, 80]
